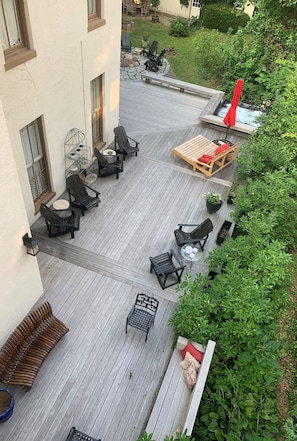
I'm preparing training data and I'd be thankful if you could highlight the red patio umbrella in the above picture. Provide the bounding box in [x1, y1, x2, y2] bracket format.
[223, 78, 244, 138]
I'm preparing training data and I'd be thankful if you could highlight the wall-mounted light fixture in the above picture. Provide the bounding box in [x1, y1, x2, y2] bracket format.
[22, 233, 40, 256]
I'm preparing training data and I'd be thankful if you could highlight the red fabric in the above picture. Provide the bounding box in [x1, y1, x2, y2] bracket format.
[181, 343, 204, 363]
[215, 144, 229, 155]
[197, 154, 214, 164]
[223, 78, 244, 127]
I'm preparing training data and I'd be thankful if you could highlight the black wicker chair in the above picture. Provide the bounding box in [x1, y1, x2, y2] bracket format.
[113, 126, 139, 159]
[40, 204, 80, 239]
[149, 249, 186, 289]
[66, 174, 100, 216]
[94, 149, 123, 179]
[145, 49, 166, 72]
[174, 218, 214, 251]
[126, 293, 159, 342]
[142, 40, 158, 57]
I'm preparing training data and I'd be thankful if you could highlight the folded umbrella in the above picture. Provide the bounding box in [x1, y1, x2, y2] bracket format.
[223, 78, 244, 139]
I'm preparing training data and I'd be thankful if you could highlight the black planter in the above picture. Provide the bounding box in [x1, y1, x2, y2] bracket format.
[0, 388, 14, 422]
[206, 200, 223, 214]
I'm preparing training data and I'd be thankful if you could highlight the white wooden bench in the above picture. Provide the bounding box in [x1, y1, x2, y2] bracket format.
[172, 134, 238, 178]
[146, 337, 216, 440]
[141, 72, 224, 99]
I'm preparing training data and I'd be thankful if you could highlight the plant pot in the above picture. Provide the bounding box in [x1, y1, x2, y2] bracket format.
[227, 196, 234, 205]
[152, 15, 159, 22]
[141, 40, 148, 48]
[206, 200, 223, 214]
[0, 389, 14, 422]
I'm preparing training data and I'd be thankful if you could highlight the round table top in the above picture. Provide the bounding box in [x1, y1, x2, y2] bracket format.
[103, 149, 116, 156]
[53, 199, 70, 210]
[180, 244, 202, 262]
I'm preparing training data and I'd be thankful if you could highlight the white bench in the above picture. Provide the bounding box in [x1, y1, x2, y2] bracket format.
[146, 337, 216, 440]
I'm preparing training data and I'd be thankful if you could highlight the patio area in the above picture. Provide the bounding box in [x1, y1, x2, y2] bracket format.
[1, 81, 247, 441]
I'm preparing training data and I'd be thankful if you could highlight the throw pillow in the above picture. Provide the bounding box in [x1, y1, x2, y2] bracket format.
[215, 143, 230, 155]
[181, 343, 204, 363]
[197, 154, 214, 164]
[180, 351, 201, 372]
[183, 362, 197, 390]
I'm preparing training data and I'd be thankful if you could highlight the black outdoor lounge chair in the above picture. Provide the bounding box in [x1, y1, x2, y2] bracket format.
[142, 40, 158, 58]
[149, 249, 186, 290]
[95, 149, 124, 179]
[66, 426, 101, 441]
[126, 293, 159, 342]
[121, 32, 131, 52]
[114, 126, 139, 159]
[40, 204, 80, 239]
[66, 174, 100, 216]
[145, 49, 166, 72]
[174, 218, 214, 251]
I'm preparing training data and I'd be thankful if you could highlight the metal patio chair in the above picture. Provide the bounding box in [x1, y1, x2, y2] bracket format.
[174, 218, 214, 251]
[65, 426, 101, 441]
[66, 174, 100, 216]
[126, 293, 159, 342]
[149, 249, 186, 289]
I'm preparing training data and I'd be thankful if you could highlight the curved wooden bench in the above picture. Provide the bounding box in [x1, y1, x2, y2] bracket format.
[0, 301, 69, 391]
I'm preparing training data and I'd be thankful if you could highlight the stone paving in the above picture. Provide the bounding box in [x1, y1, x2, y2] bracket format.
[120, 48, 170, 81]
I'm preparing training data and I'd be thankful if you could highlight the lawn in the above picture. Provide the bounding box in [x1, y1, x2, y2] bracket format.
[127, 17, 230, 90]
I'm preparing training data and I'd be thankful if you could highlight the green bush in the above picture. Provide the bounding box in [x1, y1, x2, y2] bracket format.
[202, 4, 250, 33]
[169, 17, 190, 37]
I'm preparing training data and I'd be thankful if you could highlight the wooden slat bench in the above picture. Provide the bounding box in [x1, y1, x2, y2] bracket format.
[0, 301, 69, 391]
[173, 135, 238, 178]
[146, 337, 216, 440]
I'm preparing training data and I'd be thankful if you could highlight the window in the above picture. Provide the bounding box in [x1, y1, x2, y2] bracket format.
[20, 117, 54, 212]
[87, 0, 105, 31]
[0, 0, 36, 70]
[192, 0, 201, 7]
[91, 75, 105, 149]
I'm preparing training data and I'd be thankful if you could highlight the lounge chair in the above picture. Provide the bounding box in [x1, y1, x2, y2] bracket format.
[94, 149, 124, 179]
[121, 32, 132, 52]
[174, 218, 214, 251]
[66, 174, 100, 216]
[142, 40, 158, 58]
[145, 49, 166, 72]
[114, 126, 139, 159]
[40, 203, 80, 239]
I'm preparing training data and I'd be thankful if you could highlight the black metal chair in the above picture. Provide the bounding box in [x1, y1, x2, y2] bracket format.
[142, 40, 158, 58]
[40, 204, 80, 239]
[66, 174, 100, 216]
[94, 149, 123, 179]
[113, 126, 139, 159]
[126, 293, 159, 342]
[149, 249, 186, 290]
[174, 218, 214, 251]
[66, 427, 101, 441]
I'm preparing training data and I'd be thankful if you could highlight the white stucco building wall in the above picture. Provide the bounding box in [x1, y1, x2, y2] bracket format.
[159, 0, 201, 19]
[0, 0, 122, 344]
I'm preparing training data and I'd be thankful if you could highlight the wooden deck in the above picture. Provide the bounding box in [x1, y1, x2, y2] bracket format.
[1, 80, 246, 441]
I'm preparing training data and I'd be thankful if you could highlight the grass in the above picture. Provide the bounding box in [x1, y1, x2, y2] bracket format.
[127, 17, 230, 90]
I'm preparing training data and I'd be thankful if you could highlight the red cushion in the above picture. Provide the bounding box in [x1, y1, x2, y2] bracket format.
[197, 154, 214, 164]
[215, 144, 230, 155]
[181, 343, 204, 363]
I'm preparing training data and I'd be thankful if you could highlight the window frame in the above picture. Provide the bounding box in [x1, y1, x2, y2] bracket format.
[88, 0, 105, 32]
[20, 117, 55, 214]
[1, 0, 36, 71]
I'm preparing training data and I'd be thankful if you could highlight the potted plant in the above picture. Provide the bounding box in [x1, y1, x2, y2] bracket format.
[141, 32, 150, 48]
[204, 192, 223, 213]
[151, 0, 160, 22]
[0, 388, 14, 422]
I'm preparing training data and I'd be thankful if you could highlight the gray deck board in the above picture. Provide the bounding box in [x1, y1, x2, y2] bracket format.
[1, 79, 248, 441]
